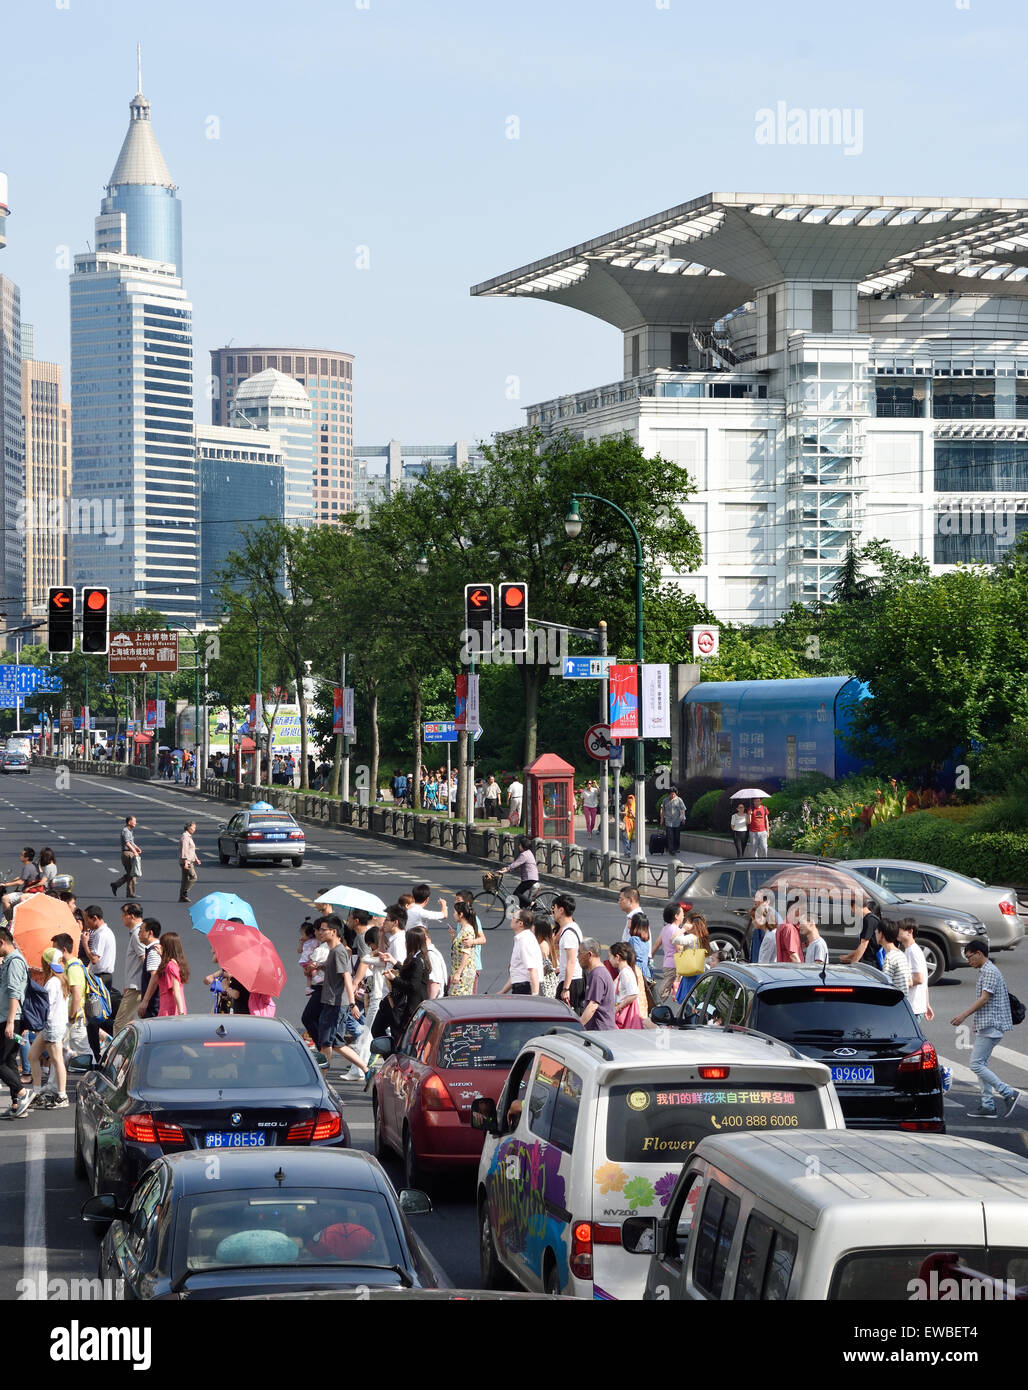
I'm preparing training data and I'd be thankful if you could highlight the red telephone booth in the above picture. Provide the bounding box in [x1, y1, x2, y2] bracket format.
[524, 753, 576, 845]
[236, 737, 257, 785]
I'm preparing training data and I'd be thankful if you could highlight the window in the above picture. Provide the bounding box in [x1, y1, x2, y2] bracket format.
[812, 289, 833, 334]
[874, 376, 926, 419]
[500, 1051, 536, 1131]
[631, 335, 640, 378]
[712, 871, 734, 897]
[663, 1170, 704, 1262]
[549, 1066, 583, 1153]
[829, 1248, 1028, 1301]
[933, 376, 995, 419]
[438, 1020, 577, 1070]
[670, 332, 691, 371]
[692, 1182, 741, 1298]
[734, 1212, 798, 1300]
[687, 976, 740, 1028]
[877, 867, 929, 895]
[527, 1054, 562, 1139]
[127, 1169, 165, 1263]
[765, 293, 777, 355]
[922, 873, 947, 894]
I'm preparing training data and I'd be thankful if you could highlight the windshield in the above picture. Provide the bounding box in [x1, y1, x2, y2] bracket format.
[183, 1190, 405, 1272]
[753, 988, 921, 1043]
[140, 1039, 316, 1089]
[604, 1079, 827, 1164]
[437, 1019, 579, 1070]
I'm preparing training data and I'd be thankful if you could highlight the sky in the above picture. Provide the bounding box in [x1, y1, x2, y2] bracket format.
[3, 0, 1027, 444]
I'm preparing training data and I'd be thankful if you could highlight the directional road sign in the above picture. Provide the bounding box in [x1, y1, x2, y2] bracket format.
[424, 721, 482, 744]
[108, 631, 179, 673]
[563, 656, 616, 679]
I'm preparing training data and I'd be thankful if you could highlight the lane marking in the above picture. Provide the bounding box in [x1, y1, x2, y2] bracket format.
[993, 1044, 1028, 1076]
[23, 1131, 47, 1297]
[940, 1051, 1024, 1110]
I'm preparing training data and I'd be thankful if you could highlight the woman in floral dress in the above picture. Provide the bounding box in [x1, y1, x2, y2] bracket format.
[449, 900, 477, 996]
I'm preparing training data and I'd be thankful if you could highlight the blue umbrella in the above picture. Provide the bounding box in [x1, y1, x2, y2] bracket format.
[189, 892, 259, 936]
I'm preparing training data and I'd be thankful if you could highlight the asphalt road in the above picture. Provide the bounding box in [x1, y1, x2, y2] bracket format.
[0, 766, 1025, 1300]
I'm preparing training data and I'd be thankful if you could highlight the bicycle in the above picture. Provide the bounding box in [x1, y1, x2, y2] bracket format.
[472, 871, 558, 931]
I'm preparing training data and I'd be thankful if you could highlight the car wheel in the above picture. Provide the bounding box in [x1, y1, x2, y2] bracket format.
[237, 849, 248, 866]
[218, 848, 229, 865]
[372, 1095, 389, 1160]
[73, 1111, 86, 1181]
[921, 938, 945, 987]
[543, 1254, 562, 1295]
[479, 1194, 508, 1290]
[709, 932, 743, 965]
[292, 857, 303, 868]
[403, 1126, 430, 1194]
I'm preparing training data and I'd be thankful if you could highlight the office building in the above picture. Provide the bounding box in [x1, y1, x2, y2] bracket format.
[0, 274, 24, 629]
[473, 192, 1028, 622]
[210, 346, 354, 519]
[354, 440, 487, 514]
[230, 369, 314, 524]
[21, 335, 71, 619]
[196, 423, 285, 618]
[69, 78, 196, 622]
[0, 173, 9, 251]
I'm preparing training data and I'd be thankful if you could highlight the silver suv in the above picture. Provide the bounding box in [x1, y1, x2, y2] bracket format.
[672, 858, 984, 986]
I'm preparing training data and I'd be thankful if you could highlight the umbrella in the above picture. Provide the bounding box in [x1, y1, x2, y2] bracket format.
[208, 919, 286, 997]
[761, 865, 864, 919]
[314, 885, 388, 916]
[159, 745, 171, 751]
[12, 896, 81, 969]
[189, 892, 259, 936]
[728, 787, 772, 800]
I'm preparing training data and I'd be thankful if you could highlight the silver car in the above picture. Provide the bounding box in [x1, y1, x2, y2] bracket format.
[217, 809, 306, 866]
[845, 858, 1025, 952]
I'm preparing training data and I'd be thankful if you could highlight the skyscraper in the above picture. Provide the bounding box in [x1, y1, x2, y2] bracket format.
[69, 72, 196, 622]
[21, 334, 71, 619]
[210, 346, 354, 520]
[0, 273, 24, 629]
[231, 369, 314, 524]
[196, 422, 285, 618]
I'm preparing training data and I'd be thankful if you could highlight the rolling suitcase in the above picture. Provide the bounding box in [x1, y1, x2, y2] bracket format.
[649, 830, 667, 855]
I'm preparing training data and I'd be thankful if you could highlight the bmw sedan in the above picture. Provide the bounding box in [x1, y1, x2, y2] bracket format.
[74, 1016, 349, 1203]
[217, 806, 306, 867]
[82, 1147, 443, 1298]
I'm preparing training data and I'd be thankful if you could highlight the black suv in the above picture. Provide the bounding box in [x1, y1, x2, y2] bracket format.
[660, 962, 944, 1132]
[671, 858, 983, 986]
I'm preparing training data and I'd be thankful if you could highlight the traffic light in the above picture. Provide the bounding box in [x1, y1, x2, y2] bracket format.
[498, 582, 528, 653]
[464, 583, 494, 645]
[47, 587, 75, 654]
[81, 586, 110, 654]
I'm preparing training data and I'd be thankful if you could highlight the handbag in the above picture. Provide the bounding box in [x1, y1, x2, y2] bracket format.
[674, 946, 707, 977]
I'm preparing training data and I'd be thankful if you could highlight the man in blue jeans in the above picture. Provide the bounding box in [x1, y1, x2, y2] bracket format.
[951, 939, 1020, 1119]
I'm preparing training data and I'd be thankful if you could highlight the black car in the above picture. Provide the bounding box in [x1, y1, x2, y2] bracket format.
[82, 1148, 444, 1298]
[74, 1016, 350, 1203]
[658, 962, 944, 1132]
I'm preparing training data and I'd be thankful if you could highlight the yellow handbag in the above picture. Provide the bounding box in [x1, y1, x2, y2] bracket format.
[674, 946, 707, 977]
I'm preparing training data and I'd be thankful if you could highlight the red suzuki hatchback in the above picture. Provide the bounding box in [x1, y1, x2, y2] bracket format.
[371, 996, 581, 1190]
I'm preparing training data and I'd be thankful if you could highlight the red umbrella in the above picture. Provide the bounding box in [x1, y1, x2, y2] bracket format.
[207, 919, 287, 998]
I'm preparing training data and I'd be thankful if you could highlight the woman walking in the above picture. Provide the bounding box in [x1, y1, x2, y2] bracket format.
[731, 802, 750, 858]
[609, 942, 644, 1029]
[621, 791, 636, 856]
[28, 949, 69, 1109]
[386, 927, 431, 1045]
[582, 780, 599, 838]
[449, 901, 477, 996]
[534, 917, 559, 998]
[139, 931, 189, 1017]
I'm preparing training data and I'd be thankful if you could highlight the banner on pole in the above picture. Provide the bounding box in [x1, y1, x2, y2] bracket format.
[467, 673, 480, 733]
[155, 698, 166, 730]
[343, 687, 355, 738]
[454, 673, 468, 732]
[641, 664, 670, 739]
[609, 664, 640, 739]
[332, 687, 345, 734]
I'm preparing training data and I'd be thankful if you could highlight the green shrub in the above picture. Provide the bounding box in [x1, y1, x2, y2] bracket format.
[834, 813, 1028, 886]
[688, 788, 722, 831]
[711, 790, 737, 834]
[964, 793, 1028, 835]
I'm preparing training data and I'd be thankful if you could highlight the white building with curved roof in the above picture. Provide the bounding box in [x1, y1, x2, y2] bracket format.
[473, 192, 1028, 621]
[232, 369, 314, 524]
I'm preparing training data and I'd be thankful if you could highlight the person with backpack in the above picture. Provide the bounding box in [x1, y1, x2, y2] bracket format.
[82, 905, 120, 1063]
[27, 949, 69, 1109]
[552, 894, 585, 1012]
[951, 938, 1021, 1119]
[0, 926, 34, 1118]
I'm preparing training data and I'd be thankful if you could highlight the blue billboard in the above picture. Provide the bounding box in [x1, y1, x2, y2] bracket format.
[682, 677, 871, 789]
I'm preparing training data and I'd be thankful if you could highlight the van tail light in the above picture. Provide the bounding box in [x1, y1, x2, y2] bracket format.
[125, 1113, 185, 1146]
[999, 901, 1016, 916]
[898, 1042, 938, 1073]
[900, 1120, 945, 1132]
[422, 1074, 456, 1112]
[698, 1067, 729, 1080]
[570, 1222, 620, 1280]
[286, 1109, 341, 1142]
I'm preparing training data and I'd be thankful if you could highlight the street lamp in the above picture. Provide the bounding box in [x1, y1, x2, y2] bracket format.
[565, 491, 646, 862]
[415, 547, 430, 577]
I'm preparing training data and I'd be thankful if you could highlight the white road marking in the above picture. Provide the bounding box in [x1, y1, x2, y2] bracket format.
[23, 1131, 47, 1295]
[940, 1052, 1024, 1109]
[992, 1045, 1028, 1076]
[347, 1121, 373, 1133]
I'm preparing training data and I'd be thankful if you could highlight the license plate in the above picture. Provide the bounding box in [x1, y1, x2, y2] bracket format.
[831, 1065, 875, 1084]
[263, 834, 286, 841]
[204, 1131, 266, 1147]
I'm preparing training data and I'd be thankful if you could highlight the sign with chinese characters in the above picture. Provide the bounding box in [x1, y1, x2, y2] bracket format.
[108, 631, 179, 673]
[609, 665, 639, 739]
[640, 664, 670, 739]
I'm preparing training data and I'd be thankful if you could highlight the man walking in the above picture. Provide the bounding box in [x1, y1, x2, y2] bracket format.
[747, 799, 770, 858]
[898, 919, 933, 1023]
[876, 920, 911, 995]
[484, 775, 501, 820]
[0, 927, 32, 1118]
[578, 938, 616, 1031]
[178, 821, 200, 903]
[506, 775, 524, 827]
[499, 910, 542, 996]
[552, 894, 585, 1012]
[114, 902, 146, 1033]
[661, 787, 686, 857]
[111, 815, 142, 899]
[951, 939, 1020, 1119]
[82, 905, 121, 1063]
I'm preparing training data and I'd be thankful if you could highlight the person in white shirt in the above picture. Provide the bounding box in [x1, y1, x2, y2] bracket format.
[426, 939, 449, 999]
[876, 921, 912, 995]
[484, 775, 501, 820]
[403, 885, 449, 933]
[730, 803, 750, 859]
[582, 780, 599, 837]
[499, 910, 543, 995]
[618, 887, 642, 941]
[551, 894, 584, 1011]
[507, 778, 524, 827]
[754, 893, 782, 965]
[898, 919, 933, 1020]
[800, 918, 829, 968]
[381, 906, 408, 965]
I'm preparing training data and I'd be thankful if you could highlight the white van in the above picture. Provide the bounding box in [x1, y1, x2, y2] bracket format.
[471, 1027, 844, 1300]
[643, 1130, 1028, 1300]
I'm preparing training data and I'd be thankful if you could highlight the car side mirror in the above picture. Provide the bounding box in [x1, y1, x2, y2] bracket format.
[81, 1193, 128, 1227]
[622, 1217, 657, 1254]
[470, 1096, 499, 1135]
[649, 1005, 674, 1027]
[397, 1189, 433, 1216]
[371, 1037, 393, 1058]
[67, 1053, 97, 1073]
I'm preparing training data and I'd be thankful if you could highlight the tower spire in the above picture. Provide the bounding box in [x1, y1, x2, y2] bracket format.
[137, 41, 142, 94]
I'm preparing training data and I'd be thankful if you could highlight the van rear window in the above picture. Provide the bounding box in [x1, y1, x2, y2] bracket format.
[830, 1248, 1028, 1301]
[604, 1080, 827, 1163]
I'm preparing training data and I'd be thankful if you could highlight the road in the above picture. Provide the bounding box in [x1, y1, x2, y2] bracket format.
[0, 767, 1025, 1300]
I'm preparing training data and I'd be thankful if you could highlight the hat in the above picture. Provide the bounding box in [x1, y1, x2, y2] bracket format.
[41, 946, 63, 970]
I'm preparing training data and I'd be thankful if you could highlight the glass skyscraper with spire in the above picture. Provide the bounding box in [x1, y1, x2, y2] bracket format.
[69, 75, 196, 622]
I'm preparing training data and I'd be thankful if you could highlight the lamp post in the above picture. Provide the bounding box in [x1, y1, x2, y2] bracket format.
[565, 493, 646, 862]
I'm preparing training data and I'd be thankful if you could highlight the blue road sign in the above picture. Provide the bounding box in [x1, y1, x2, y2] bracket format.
[561, 656, 616, 679]
[424, 721, 482, 744]
[608, 743, 624, 764]
[0, 666, 62, 695]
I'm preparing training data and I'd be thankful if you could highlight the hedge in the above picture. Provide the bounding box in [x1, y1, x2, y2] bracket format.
[835, 811, 1028, 886]
[688, 789, 723, 831]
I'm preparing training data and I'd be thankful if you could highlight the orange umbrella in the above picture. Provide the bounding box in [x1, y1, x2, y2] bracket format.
[12, 895, 81, 968]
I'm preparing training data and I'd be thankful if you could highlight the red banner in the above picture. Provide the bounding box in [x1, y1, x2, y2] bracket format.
[454, 673, 468, 731]
[333, 687, 345, 735]
[609, 664, 639, 738]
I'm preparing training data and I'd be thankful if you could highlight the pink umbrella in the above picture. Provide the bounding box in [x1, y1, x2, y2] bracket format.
[207, 919, 287, 998]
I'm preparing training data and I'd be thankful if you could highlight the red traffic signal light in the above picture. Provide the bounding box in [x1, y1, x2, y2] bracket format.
[498, 582, 528, 652]
[81, 587, 110, 654]
[464, 583, 494, 641]
[47, 587, 75, 653]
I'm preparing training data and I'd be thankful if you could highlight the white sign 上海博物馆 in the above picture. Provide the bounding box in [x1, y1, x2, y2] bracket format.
[343, 687, 355, 738]
[467, 673, 480, 732]
[641, 664, 670, 739]
[689, 625, 719, 660]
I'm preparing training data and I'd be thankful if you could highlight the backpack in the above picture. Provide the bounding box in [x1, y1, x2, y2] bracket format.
[1010, 993, 1026, 1026]
[21, 976, 50, 1033]
[84, 967, 112, 1022]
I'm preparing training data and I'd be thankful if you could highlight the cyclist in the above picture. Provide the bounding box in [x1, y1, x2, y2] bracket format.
[505, 835, 539, 911]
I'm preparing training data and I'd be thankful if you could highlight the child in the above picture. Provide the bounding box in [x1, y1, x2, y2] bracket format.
[28, 950, 70, 1109]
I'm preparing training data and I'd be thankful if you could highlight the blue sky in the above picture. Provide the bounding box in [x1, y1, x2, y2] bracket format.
[3, 0, 1027, 443]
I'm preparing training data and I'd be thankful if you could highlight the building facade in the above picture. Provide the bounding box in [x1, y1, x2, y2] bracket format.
[354, 439, 487, 513]
[210, 347, 354, 521]
[473, 193, 1028, 623]
[230, 370, 314, 524]
[196, 423, 285, 618]
[21, 345, 71, 619]
[0, 274, 23, 628]
[69, 83, 196, 622]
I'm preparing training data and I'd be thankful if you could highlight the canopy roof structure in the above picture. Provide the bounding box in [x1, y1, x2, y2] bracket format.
[471, 192, 1028, 329]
